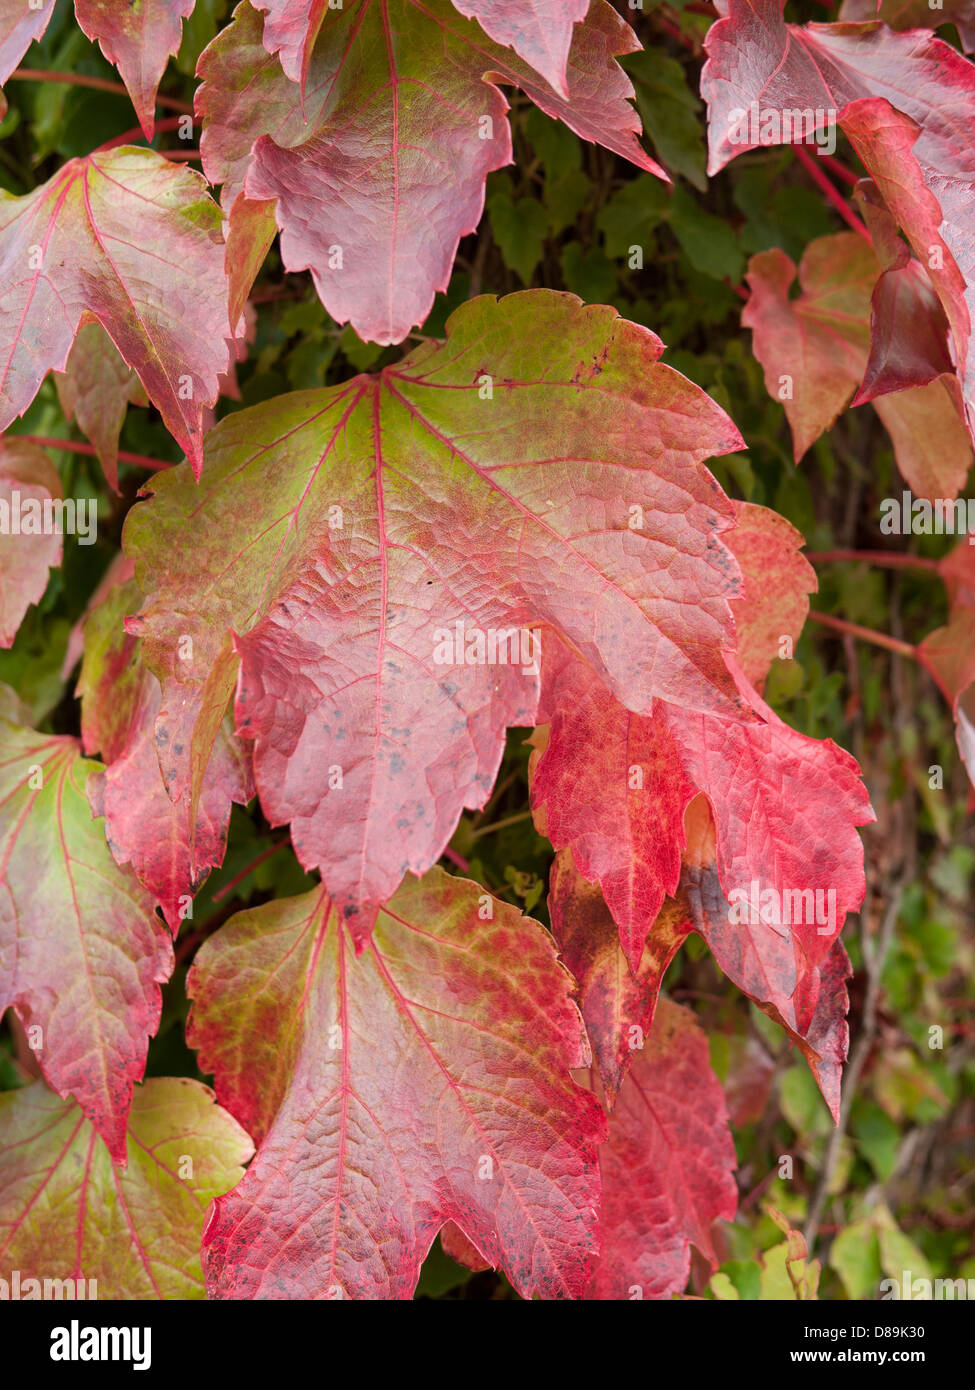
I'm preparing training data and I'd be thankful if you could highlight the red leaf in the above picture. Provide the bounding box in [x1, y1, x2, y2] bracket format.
[586, 999, 738, 1300]
[744, 230, 972, 499]
[123, 292, 745, 935]
[0, 438, 63, 648]
[532, 500, 868, 976]
[0, 148, 234, 477]
[54, 323, 148, 493]
[839, 98, 975, 443]
[0, 1077, 253, 1298]
[450, 0, 590, 94]
[78, 578, 254, 930]
[547, 849, 688, 1105]
[187, 867, 606, 1300]
[0, 721, 173, 1162]
[702, 1, 975, 435]
[198, 0, 660, 344]
[74, 0, 195, 139]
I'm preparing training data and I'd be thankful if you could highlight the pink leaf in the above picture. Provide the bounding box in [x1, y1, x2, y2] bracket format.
[188, 867, 606, 1299]
[0, 148, 234, 478]
[74, 0, 195, 139]
[0, 721, 172, 1162]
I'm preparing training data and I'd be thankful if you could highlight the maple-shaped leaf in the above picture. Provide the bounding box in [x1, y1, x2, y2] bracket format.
[743, 232, 972, 500]
[250, 0, 591, 95]
[74, 0, 195, 139]
[532, 499, 869, 977]
[0, 147, 233, 477]
[78, 576, 254, 929]
[0, 0, 55, 85]
[197, 1, 660, 344]
[586, 998, 738, 1300]
[187, 866, 605, 1299]
[54, 323, 148, 493]
[0, 438, 63, 648]
[0, 721, 173, 1162]
[123, 291, 745, 932]
[840, 0, 975, 53]
[0, 1077, 253, 1299]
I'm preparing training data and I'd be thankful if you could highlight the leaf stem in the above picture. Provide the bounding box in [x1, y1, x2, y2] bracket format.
[95, 115, 189, 152]
[8, 67, 193, 115]
[793, 144, 870, 239]
[467, 810, 534, 841]
[211, 839, 288, 903]
[806, 549, 941, 573]
[10, 434, 175, 472]
[807, 608, 917, 659]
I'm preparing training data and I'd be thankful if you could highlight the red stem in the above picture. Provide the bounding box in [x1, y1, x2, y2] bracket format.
[793, 145, 870, 239]
[820, 153, 859, 187]
[807, 608, 917, 659]
[96, 115, 190, 152]
[9, 67, 193, 114]
[12, 434, 173, 472]
[211, 840, 287, 904]
[806, 549, 941, 573]
[442, 846, 470, 874]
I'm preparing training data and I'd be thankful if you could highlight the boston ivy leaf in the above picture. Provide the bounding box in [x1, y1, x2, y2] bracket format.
[0, 439, 63, 649]
[0, 147, 234, 477]
[0, 721, 173, 1162]
[55, 323, 148, 493]
[197, 0, 660, 344]
[586, 999, 738, 1300]
[123, 292, 745, 934]
[74, 0, 196, 139]
[187, 866, 605, 1300]
[743, 231, 972, 499]
[0, 1077, 253, 1299]
[78, 577, 254, 929]
[531, 498, 867, 977]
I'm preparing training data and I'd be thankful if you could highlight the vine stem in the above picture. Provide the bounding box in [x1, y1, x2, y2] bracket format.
[9, 67, 193, 115]
[793, 144, 870, 239]
[806, 549, 941, 574]
[11, 434, 174, 472]
[96, 115, 189, 152]
[807, 608, 918, 659]
[211, 840, 288, 904]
